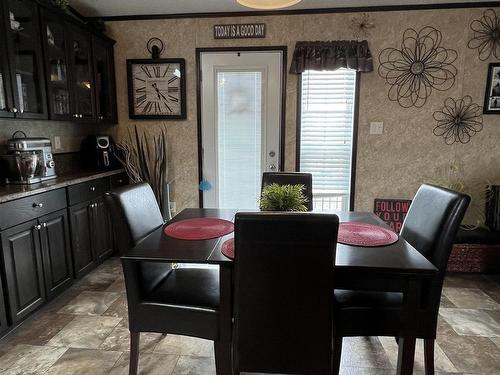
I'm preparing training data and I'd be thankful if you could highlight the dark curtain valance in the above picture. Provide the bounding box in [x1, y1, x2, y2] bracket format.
[290, 40, 373, 74]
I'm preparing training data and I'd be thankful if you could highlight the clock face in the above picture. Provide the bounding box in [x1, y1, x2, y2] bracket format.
[127, 59, 186, 119]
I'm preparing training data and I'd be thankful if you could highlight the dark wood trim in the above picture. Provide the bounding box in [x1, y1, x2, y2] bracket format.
[295, 71, 361, 211]
[350, 72, 361, 212]
[295, 74, 302, 172]
[195, 46, 288, 208]
[96, 2, 499, 21]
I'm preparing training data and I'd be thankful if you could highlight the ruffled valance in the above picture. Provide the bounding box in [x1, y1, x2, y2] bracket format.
[290, 40, 373, 74]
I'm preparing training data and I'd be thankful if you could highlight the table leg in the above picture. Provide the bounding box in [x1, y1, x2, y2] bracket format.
[215, 264, 233, 375]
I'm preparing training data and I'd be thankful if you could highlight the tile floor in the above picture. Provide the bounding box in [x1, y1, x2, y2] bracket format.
[0, 258, 498, 374]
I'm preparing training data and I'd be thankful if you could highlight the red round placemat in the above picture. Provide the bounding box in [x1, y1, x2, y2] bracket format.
[221, 238, 235, 259]
[338, 222, 398, 247]
[164, 218, 234, 240]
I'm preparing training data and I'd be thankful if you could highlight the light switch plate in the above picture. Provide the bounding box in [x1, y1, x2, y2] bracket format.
[370, 122, 384, 135]
[54, 136, 62, 150]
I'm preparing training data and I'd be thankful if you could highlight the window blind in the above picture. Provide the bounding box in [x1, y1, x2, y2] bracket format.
[299, 69, 357, 211]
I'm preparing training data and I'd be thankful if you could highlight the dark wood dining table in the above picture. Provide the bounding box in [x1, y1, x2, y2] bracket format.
[122, 208, 438, 375]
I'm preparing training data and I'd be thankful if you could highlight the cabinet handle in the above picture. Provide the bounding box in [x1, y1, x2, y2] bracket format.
[10, 107, 18, 113]
[90, 186, 96, 192]
[42, 222, 47, 228]
[79, 114, 83, 118]
[34, 224, 42, 230]
[117, 179, 123, 184]
[33, 202, 43, 208]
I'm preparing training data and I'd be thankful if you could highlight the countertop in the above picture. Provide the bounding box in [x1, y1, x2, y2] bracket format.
[0, 169, 125, 203]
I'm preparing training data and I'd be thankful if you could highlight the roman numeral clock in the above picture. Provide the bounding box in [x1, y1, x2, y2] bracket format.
[127, 58, 186, 119]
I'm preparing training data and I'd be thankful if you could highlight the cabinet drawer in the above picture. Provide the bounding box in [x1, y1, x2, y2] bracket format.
[109, 173, 128, 189]
[0, 189, 67, 230]
[67, 178, 110, 206]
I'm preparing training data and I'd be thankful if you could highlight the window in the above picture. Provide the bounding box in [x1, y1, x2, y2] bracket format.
[298, 69, 358, 211]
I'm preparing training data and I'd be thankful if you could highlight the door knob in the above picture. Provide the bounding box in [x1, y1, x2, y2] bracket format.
[34, 224, 42, 230]
[11, 107, 17, 113]
[33, 202, 43, 208]
[269, 164, 277, 171]
[269, 151, 276, 157]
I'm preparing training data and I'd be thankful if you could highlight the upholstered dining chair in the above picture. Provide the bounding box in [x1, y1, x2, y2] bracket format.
[332, 184, 470, 375]
[104, 182, 222, 375]
[233, 212, 339, 375]
[261, 172, 314, 211]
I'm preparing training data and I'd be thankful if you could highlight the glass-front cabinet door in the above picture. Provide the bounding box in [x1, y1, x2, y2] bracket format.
[41, 9, 70, 120]
[2, 0, 47, 119]
[68, 24, 95, 121]
[0, 26, 14, 117]
[92, 36, 117, 123]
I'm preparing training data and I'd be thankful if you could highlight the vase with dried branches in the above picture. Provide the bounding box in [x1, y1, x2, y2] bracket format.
[114, 125, 172, 220]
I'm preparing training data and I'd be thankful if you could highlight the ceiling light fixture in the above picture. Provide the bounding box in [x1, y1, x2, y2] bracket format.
[237, 0, 302, 10]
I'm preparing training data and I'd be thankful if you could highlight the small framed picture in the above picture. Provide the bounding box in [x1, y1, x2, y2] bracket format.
[484, 63, 500, 114]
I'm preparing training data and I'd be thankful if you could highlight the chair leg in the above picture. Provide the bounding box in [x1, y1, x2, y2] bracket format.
[214, 339, 232, 375]
[333, 336, 343, 375]
[129, 331, 140, 375]
[424, 339, 435, 375]
[396, 336, 416, 375]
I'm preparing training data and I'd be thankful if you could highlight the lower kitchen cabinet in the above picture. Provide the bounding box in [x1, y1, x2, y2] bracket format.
[93, 197, 113, 262]
[69, 201, 95, 278]
[0, 277, 8, 335]
[39, 210, 73, 299]
[1, 220, 46, 323]
[69, 197, 113, 278]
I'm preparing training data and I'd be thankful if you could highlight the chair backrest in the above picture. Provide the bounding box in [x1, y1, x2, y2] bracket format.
[104, 182, 165, 252]
[261, 172, 313, 211]
[233, 212, 339, 374]
[400, 184, 470, 312]
[105, 182, 170, 297]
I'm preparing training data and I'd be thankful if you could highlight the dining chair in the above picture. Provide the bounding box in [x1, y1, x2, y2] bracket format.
[104, 182, 222, 375]
[332, 184, 470, 375]
[261, 172, 314, 211]
[233, 212, 339, 375]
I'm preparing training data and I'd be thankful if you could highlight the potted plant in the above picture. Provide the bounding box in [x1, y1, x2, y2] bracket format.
[259, 183, 308, 212]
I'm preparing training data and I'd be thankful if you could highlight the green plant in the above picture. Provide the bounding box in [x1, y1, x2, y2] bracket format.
[52, 0, 69, 10]
[259, 183, 308, 212]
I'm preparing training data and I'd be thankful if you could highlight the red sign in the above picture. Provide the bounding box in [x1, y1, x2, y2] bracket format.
[374, 198, 412, 233]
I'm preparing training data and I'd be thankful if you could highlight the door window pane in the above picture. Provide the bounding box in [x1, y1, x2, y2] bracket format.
[217, 71, 262, 209]
[300, 69, 357, 211]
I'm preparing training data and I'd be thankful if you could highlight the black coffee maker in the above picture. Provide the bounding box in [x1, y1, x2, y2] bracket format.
[81, 135, 117, 170]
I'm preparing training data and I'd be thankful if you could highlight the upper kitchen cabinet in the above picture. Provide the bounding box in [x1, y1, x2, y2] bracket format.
[92, 35, 117, 124]
[67, 24, 96, 122]
[1, 0, 48, 119]
[40, 8, 71, 121]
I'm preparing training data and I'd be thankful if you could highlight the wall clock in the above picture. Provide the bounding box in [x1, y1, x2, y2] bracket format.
[127, 58, 186, 119]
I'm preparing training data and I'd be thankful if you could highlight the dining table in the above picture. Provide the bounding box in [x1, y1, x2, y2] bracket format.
[122, 208, 438, 375]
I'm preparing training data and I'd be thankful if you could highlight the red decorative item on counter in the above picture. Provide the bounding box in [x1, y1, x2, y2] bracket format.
[164, 218, 234, 240]
[338, 222, 398, 247]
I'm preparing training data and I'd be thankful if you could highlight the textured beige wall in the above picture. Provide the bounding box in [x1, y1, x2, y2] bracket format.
[105, 7, 500, 212]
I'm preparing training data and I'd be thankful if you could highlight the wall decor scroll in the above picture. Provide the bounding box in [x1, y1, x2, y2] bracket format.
[483, 63, 500, 113]
[378, 26, 458, 108]
[468, 9, 500, 61]
[433, 96, 483, 145]
[350, 13, 376, 39]
[214, 23, 266, 39]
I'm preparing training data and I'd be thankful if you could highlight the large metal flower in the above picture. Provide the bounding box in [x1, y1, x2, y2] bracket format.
[433, 96, 483, 145]
[468, 9, 500, 61]
[378, 26, 458, 108]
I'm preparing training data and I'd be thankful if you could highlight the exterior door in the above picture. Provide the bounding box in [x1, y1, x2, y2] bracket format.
[200, 50, 284, 209]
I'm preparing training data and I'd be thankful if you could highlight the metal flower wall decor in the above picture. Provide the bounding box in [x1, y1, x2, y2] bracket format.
[433, 96, 483, 145]
[378, 26, 458, 108]
[350, 13, 376, 39]
[468, 9, 500, 61]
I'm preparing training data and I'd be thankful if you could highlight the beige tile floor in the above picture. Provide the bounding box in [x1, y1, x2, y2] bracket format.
[0, 258, 499, 374]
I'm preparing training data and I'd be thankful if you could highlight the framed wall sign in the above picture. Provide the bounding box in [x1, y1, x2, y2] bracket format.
[214, 23, 266, 39]
[127, 58, 186, 120]
[484, 63, 500, 114]
[373, 198, 412, 233]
